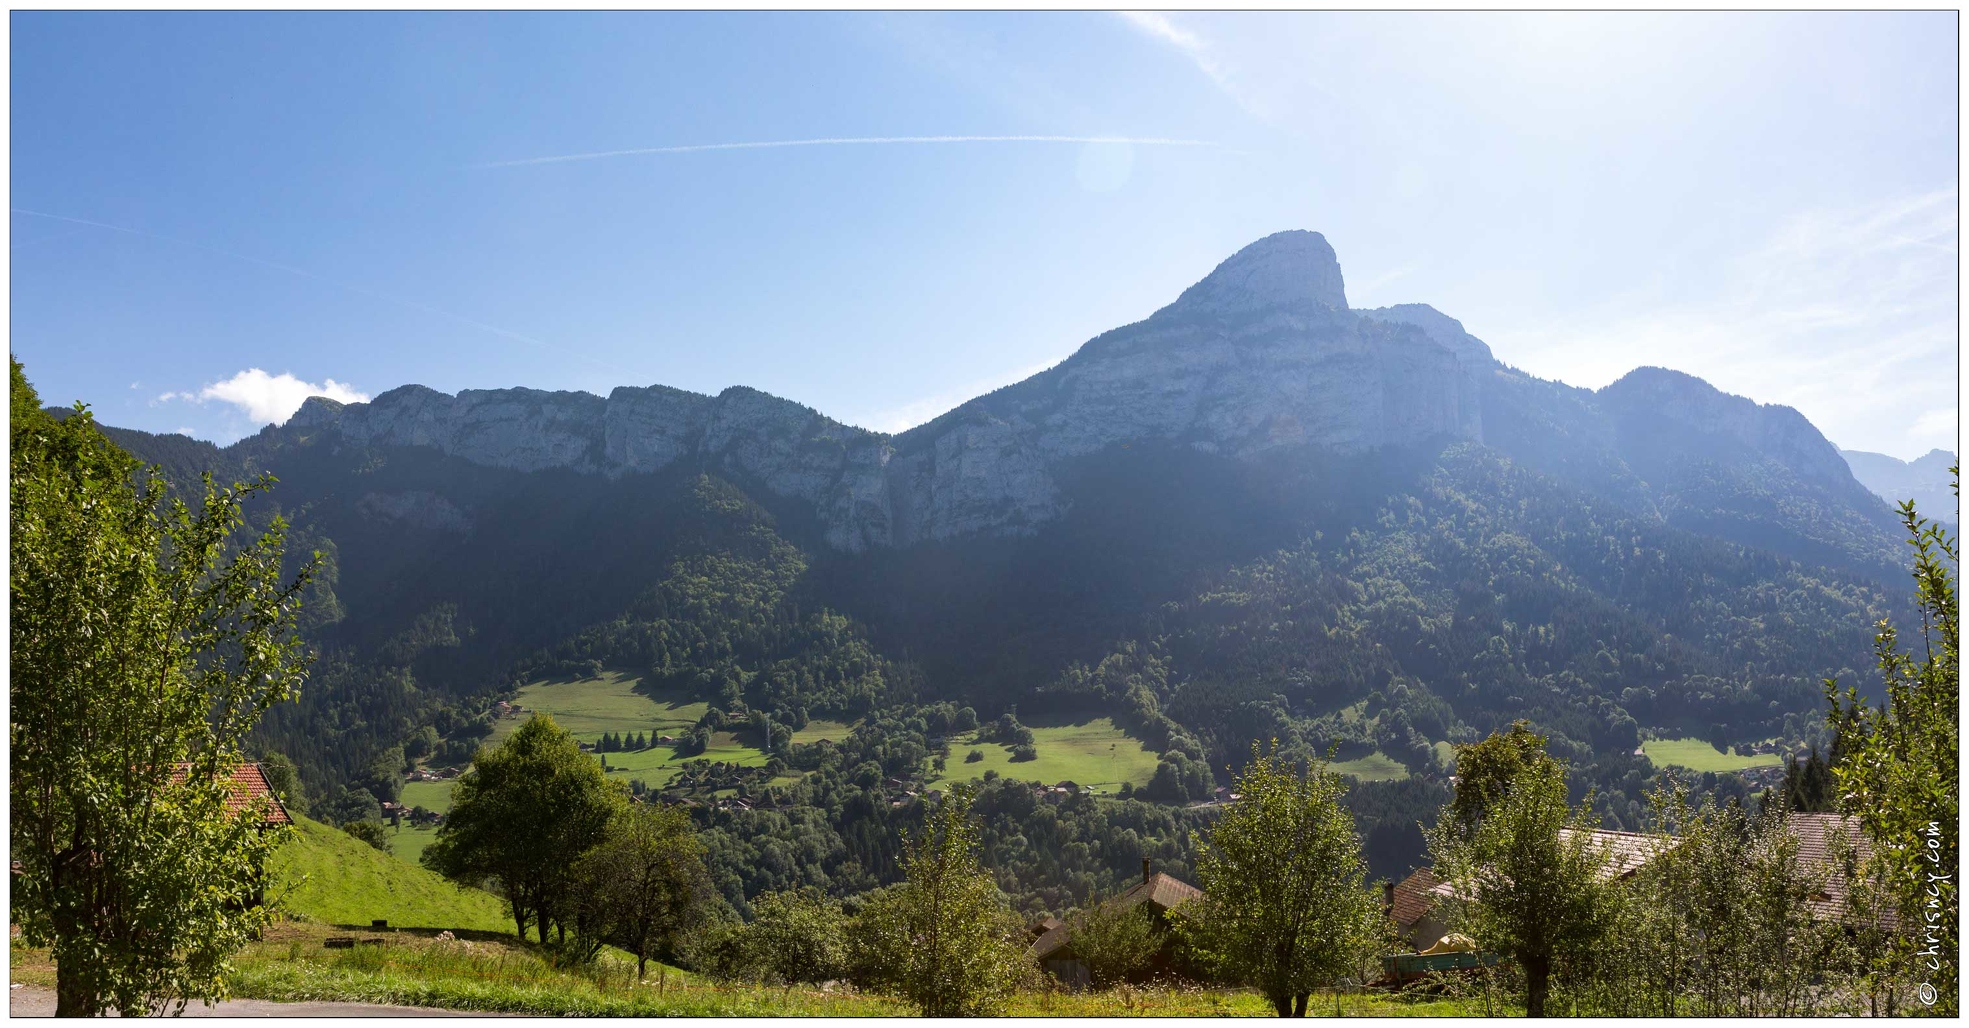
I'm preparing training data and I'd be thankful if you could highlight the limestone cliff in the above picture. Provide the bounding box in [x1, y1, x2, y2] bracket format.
[269, 230, 1888, 564]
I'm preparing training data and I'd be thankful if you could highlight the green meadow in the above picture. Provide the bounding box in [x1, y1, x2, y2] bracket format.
[1641, 737, 1782, 773]
[1331, 751, 1410, 782]
[480, 670, 852, 794]
[934, 717, 1159, 793]
[270, 816, 512, 931]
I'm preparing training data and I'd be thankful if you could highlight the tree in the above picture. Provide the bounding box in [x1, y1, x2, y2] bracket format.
[10, 360, 316, 1016]
[1425, 752, 1613, 1017]
[569, 803, 712, 979]
[1175, 745, 1382, 1017]
[745, 889, 848, 986]
[423, 715, 622, 943]
[341, 820, 391, 852]
[1070, 899, 1161, 989]
[1827, 480, 1959, 1014]
[846, 788, 1029, 1015]
[1446, 719, 1558, 838]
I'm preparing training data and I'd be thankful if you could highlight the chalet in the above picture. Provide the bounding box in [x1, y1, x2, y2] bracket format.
[169, 762, 292, 828]
[1788, 812, 1897, 928]
[1388, 829, 1676, 951]
[1031, 859, 1203, 988]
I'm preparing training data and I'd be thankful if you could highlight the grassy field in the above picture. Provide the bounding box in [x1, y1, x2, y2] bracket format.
[1331, 751, 1410, 782]
[489, 670, 709, 749]
[399, 780, 455, 811]
[934, 717, 1159, 793]
[269, 816, 512, 932]
[789, 719, 851, 745]
[1642, 738, 1782, 773]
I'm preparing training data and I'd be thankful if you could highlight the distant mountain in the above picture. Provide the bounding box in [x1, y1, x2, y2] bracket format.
[76, 229, 1917, 894]
[260, 230, 1905, 578]
[1840, 447, 1957, 525]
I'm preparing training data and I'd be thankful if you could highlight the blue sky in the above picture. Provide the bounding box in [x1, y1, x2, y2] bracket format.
[11, 11, 1958, 458]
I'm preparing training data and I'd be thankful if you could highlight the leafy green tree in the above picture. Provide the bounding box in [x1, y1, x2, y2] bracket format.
[1175, 745, 1382, 1017]
[1426, 752, 1613, 1017]
[745, 888, 848, 986]
[570, 802, 712, 979]
[1446, 720, 1558, 838]
[846, 789, 1029, 1015]
[423, 714, 622, 943]
[1070, 898, 1161, 989]
[10, 359, 316, 1016]
[1827, 482, 1958, 1014]
[340, 820, 391, 852]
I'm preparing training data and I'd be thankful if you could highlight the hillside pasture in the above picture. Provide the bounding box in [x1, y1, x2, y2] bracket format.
[935, 717, 1158, 793]
[1331, 751, 1410, 782]
[1642, 737, 1782, 772]
[489, 670, 708, 750]
[271, 816, 512, 931]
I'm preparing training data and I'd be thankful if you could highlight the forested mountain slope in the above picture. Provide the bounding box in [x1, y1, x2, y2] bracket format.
[85, 229, 1922, 903]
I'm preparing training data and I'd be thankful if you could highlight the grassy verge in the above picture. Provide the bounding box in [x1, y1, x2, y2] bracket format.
[14, 927, 1512, 1017]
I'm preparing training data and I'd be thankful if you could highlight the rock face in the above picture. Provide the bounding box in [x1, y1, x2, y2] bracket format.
[271, 230, 1884, 558]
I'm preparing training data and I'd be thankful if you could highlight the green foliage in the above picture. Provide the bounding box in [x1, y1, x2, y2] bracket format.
[341, 820, 392, 852]
[1425, 742, 1613, 1017]
[1827, 479, 1959, 1014]
[741, 889, 849, 986]
[1069, 899, 1161, 989]
[846, 789, 1031, 1015]
[422, 715, 623, 944]
[1577, 791, 1844, 1016]
[566, 803, 713, 978]
[9, 359, 316, 1016]
[1175, 745, 1383, 1016]
[1446, 720, 1558, 839]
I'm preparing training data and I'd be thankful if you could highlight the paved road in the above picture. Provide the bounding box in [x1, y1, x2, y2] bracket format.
[11, 986, 501, 1017]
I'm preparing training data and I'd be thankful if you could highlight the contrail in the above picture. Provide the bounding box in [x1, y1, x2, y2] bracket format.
[477, 134, 1218, 168]
[9, 208, 618, 374]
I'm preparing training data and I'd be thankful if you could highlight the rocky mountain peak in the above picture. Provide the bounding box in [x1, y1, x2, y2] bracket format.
[1160, 230, 1347, 317]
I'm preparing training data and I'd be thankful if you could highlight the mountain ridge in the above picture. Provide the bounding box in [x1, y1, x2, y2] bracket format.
[222, 230, 1900, 579]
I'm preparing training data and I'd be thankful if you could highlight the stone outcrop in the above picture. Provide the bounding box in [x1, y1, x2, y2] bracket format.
[271, 230, 1883, 556]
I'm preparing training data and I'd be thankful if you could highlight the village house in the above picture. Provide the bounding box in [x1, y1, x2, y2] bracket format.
[1386, 817, 1888, 953]
[1030, 859, 1204, 988]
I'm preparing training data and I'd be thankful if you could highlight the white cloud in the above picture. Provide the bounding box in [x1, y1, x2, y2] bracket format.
[194, 369, 369, 425]
[1115, 12, 1262, 116]
[1489, 187, 1958, 459]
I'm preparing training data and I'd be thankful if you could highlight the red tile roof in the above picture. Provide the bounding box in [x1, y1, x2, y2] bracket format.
[1390, 868, 1445, 928]
[1112, 872, 1203, 914]
[169, 763, 291, 826]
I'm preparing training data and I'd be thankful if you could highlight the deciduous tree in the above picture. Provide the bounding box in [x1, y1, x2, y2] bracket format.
[1175, 745, 1382, 1017]
[847, 788, 1029, 1015]
[1426, 751, 1612, 1017]
[1827, 479, 1959, 1014]
[10, 359, 315, 1016]
[423, 714, 622, 944]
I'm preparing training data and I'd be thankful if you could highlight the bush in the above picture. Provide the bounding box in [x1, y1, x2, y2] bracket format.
[340, 820, 391, 852]
[1009, 744, 1037, 763]
[965, 750, 984, 763]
